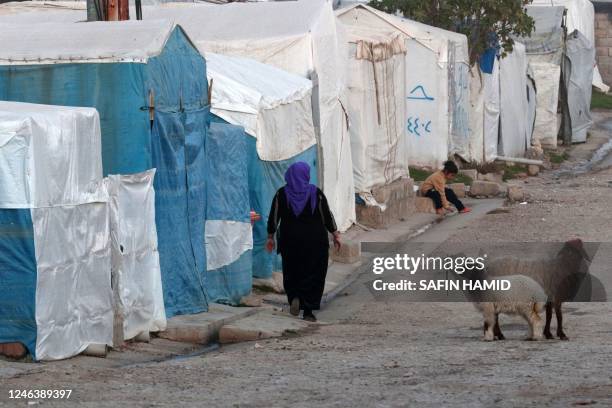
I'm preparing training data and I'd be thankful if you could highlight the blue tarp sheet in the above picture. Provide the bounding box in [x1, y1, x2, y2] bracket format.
[0, 27, 210, 317]
[0, 210, 37, 358]
[210, 115, 318, 279]
[205, 122, 252, 304]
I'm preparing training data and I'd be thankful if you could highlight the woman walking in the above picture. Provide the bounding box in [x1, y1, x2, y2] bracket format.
[266, 162, 341, 322]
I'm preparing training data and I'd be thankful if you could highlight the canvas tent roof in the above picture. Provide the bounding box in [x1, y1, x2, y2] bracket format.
[337, 3, 468, 65]
[206, 52, 316, 161]
[0, 19, 179, 65]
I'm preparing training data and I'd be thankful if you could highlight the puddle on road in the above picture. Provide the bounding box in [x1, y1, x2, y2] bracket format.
[554, 131, 612, 179]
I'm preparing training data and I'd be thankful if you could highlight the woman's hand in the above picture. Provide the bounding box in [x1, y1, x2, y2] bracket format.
[332, 231, 341, 252]
[265, 235, 275, 253]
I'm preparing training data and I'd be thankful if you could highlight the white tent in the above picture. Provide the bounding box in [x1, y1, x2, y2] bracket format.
[144, 0, 355, 232]
[206, 52, 316, 162]
[521, 5, 594, 146]
[499, 42, 532, 157]
[0, 101, 113, 361]
[336, 18, 409, 195]
[469, 61, 500, 163]
[337, 4, 471, 168]
[530, 0, 609, 92]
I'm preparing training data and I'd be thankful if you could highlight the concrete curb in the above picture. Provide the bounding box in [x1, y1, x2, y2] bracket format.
[158, 304, 261, 345]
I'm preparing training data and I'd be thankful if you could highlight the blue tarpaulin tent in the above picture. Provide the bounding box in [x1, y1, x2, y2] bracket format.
[0, 20, 209, 317]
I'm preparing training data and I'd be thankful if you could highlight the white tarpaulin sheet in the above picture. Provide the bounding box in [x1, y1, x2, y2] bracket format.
[205, 220, 253, 271]
[0, 101, 103, 208]
[530, 0, 608, 91]
[33, 201, 113, 361]
[531, 62, 561, 148]
[566, 30, 595, 143]
[500, 42, 530, 157]
[338, 4, 471, 167]
[0, 101, 113, 361]
[469, 63, 500, 163]
[107, 170, 166, 341]
[143, 0, 355, 232]
[340, 23, 409, 193]
[0, 19, 175, 65]
[206, 52, 316, 161]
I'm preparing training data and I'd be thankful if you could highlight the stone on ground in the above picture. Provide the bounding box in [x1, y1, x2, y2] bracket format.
[331, 237, 361, 264]
[415, 197, 436, 214]
[528, 164, 540, 176]
[469, 181, 501, 198]
[448, 183, 466, 198]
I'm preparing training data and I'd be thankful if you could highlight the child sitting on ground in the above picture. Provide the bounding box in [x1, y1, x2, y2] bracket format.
[420, 160, 471, 216]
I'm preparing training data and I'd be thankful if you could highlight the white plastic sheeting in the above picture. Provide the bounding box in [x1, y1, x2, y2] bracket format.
[0, 101, 113, 361]
[205, 220, 253, 271]
[0, 19, 175, 65]
[338, 4, 471, 167]
[0, 102, 103, 208]
[499, 43, 530, 157]
[206, 52, 316, 161]
[341, 23, 409, 193]
[521, 6, 566, 148]
[531, 62, 562, 148]
[469, 63, 500, 163]
[143, 0, 355, 232]
[566, 30, 595, 143]
[33, 201, 113, 361]
[530, 0, 608, 92]
[107, 170, 166, 341]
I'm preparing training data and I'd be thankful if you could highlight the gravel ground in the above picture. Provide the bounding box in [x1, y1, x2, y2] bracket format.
[1, 117, 611, 408]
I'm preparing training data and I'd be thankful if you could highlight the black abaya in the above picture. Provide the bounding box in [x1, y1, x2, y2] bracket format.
[267, 187, 337, 311]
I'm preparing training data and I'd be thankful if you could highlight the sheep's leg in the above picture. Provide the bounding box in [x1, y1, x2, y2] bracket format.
[493, 313, 505, 340]
[544, 302, 554, 340]
[555, 302, 569, 341]
[482, 307, 496, 341]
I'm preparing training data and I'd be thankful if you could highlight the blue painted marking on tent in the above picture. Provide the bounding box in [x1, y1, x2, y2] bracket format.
[407, 85, 434, 101]
[407, 117, 414, 134]
[425, 121, 432, 133]
[414, 118, 421, 136]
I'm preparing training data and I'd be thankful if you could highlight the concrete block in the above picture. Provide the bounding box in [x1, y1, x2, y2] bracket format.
[239, 294, 263, 307]
[331, 237, 361, 264]
[459, 169, 477, 180]
[0, 342, 27, 360]
[528, 164, 540, 176]
[469, 181, 501, 198]
[219, 312, 309, 345]
[507, 185, 525, 202]
[356, 178, 416, 228]
[449, 183, 466, 198]
[159, 304, 258, 345]
[82, 344, 108, 358]
[415, 197, 436, 214]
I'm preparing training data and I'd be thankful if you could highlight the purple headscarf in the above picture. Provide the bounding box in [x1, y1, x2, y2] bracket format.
[284, 162, 317, 217]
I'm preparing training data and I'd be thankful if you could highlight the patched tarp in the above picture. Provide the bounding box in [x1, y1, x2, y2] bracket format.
[205, 122, 253, 305]
[0, 101, 113, 361]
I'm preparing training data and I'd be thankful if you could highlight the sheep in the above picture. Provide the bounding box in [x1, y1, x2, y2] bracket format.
[459, 267, 547, 341]
[484, 239, 593, 341]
